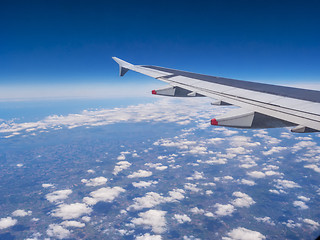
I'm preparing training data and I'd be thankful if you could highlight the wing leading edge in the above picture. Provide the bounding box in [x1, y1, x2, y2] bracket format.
[112, 57, 320, 133]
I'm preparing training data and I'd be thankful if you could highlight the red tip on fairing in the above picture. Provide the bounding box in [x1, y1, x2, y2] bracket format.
[211, 118, 218, 125]
[152, 90, 157, 95]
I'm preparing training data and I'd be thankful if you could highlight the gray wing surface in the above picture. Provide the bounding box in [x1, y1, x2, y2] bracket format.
[112, 57, 320, 133]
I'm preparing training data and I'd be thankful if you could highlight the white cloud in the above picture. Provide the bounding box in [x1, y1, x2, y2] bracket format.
[82, 216, 91, 222]
[87, 169, 95, 174]
[173, 214, 191, 224]
[297, 196, 310, 202]
[128, 189, 185, 211]
[304, 164, 320, 173]
[254, 216, 275, 226]
[135, 233, 162, 240]
[0, 217, 17, 230]
[262, 146, 287, 156]
[247, 171, 266, 179]
[131, 210, 167, 234]
[113, 161, 132, 175]
[222, 227, 266, 240]
[61, 220, 85, 228]
[229, 136, 261, 148]
[214, 203, 235, 217]
[51, 203, 92, 220]
[186, 171, 205, 180]
[81, 176, 108, 187]
[231, 192, 255, 208]
[293, 201, 308, 210]
[274, 179, 300, 189]
[190, 207, 205, 214]
[12, 209, 32, 217]
[132, 180, 158, 188]
[240, 179, 255, 186]
[46, 189, 72, 203]
[16, 163, 23, 167]
[42, 183, 54, 188]
[303, 219, 320, 229]
[84, 186, 126, 205]
[127, 170, 153, 178]
[184, 183, 201, 192]
[0, 98, 218, 138]
[47, 224, 70, 239]
[227, 147, 251, 155]
[292, 141, 317, 152]
[128, 192, 165, 211]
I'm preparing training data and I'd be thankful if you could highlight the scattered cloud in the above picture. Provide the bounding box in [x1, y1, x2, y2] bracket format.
[83, 187, 126, 205]
[131, 209, 167, 234]
[231, 192, 255, 208]
[240, 179, 256, 186]
[113, 161, 132, 175]
[0, 217, 17, 230]
[51, 203, 92, 220]
[303, 219, 320, 229]
[42, 183, 54, 188]
[61, 220, 85, 228]
[12, 209, 32, 217]
[135, 233, 162, 240]
[214, 203, 235, 217]
[81, 177, 108, 187]
[46, 189, 72, 203]
[247, 171, 266, 179]
[132, 180, 158, 188]
[222, 227, 266, 240]
[274, 179, 300, 189]
[293, 201, 308, 210]
[47, 224, 70, 239]
[254, 216, 275, 226]
[173, 214, 191, 224]
[127, 170, 153, 178]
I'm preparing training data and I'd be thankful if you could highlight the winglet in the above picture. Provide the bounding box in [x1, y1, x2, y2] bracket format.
[112, 57, 134, 77]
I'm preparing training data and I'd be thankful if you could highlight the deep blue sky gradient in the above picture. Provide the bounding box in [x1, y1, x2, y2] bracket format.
[1, 0, 320, 85]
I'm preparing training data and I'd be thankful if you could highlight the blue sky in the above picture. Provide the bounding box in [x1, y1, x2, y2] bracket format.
[0, 0, 320, 99]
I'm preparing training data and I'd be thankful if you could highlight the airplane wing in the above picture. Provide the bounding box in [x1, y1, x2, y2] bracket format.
[112, 57, 320, 133]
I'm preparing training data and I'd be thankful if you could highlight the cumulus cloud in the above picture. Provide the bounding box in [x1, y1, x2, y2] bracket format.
[0, 98, 218, 138]
[303, 219, 320, 229]
[240, 179, 256, 186]
[128, 192, 164, 211]
[184, 183, 201, 192]
[173, 214, 191, 224]
[61, 220, 85, 228]
[127, 170, 153, 178]
[262, 146, 287, 156]
[12, 209, 32, 217]
[81, 177, 108, 187]
[83, 187, 126, 205]
[293, 201, 308, 210]
[254, 216, 275, 226]
[186, 171, 205, 180]
[128, 189, 185, 211]
[228, 136, 260, 148]
[304, 164, 320, 173]
[42, 183, 54, 188]
[222, 227, 266, 240]
[247, 171, 266, 179]
[297, 196, 310, 202]
[0, 217, 17, 230]
[131, 210, 167, 234]
[214, 203, 235, 217]
[135, 233, 162, 240]
[51, 203, 92, 219]
[132, 180, 158, 188]
[47, 224, 70, 239]
[231, 192, 255, 208]
[46, 189, 72, 203]
[113, 161, 132, 175]
[274, 179, 300, 189]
